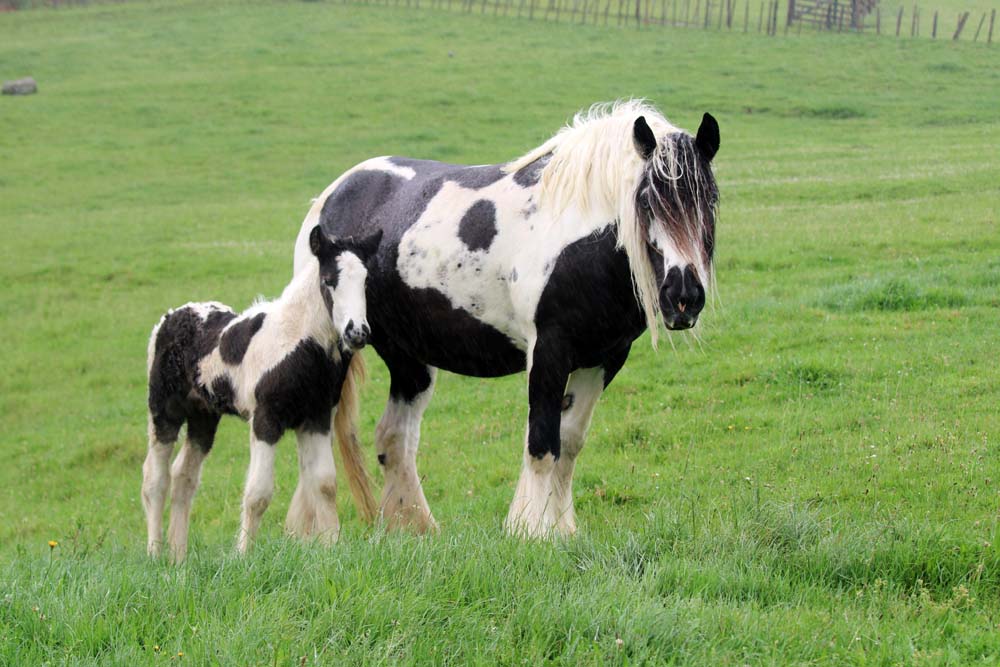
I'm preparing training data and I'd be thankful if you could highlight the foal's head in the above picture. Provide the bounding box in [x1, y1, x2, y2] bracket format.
[633, 113, 720, 331]
[309, 225, 383, 351]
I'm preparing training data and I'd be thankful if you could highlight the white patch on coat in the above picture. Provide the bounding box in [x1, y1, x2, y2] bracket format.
[647, 220, 687, 281]
[395, 179, 611, 350]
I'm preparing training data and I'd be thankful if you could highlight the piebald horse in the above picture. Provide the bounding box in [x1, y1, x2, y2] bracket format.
[293, 101, 720, 537]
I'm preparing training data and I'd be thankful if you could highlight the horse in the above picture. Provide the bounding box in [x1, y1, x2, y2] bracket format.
[143, 226, 382, 559]
[292, 100, 720, 537]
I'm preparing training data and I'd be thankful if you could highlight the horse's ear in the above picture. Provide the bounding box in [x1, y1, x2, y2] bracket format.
[633, 116, 657, 160]
[695, 113, 720, 162]
[355, 229, 383, 263]
[309, 225, 327, 257]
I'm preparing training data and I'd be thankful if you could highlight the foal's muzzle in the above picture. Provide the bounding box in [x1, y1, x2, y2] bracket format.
[343, 320, 370, 350]
[660, 265, 705, 330]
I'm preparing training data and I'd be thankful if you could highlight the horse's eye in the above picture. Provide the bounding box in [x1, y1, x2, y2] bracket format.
[323, 277, 336, 287]
[640, 198, 651, 210]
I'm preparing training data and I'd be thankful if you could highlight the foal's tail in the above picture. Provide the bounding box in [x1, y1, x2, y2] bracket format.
[334, 352, 378, 523]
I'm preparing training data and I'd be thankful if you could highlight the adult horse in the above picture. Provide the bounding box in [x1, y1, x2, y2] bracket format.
[292, 101, 720, 537]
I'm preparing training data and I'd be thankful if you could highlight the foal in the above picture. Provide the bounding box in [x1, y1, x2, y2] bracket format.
[142, 226, 382, 560]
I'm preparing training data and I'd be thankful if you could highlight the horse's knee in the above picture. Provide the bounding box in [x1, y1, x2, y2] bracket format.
[244, 491, 272, 519]
[318, 479, 337, 503]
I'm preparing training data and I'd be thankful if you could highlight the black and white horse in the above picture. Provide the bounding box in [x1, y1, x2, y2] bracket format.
[143, 227, 382, 559]
[292, 101, 720, 537]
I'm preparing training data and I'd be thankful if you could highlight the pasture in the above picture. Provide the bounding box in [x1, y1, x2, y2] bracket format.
[1, 0, 999, 663]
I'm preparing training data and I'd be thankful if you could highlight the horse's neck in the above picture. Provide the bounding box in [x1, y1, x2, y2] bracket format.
[268, 261, 335, 351]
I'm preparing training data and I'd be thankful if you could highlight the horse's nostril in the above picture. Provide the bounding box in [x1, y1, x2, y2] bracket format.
[678, 302, 686, 313]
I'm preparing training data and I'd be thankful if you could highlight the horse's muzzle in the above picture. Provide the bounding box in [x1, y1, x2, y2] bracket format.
[660, 264, 705, 330]
[343, 320, 371, 350]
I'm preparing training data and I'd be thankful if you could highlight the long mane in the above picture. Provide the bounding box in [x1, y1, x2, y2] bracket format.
[506, 100, 715, 349]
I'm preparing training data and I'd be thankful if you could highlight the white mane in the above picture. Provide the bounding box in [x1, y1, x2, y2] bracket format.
[506, 100, 683, 349]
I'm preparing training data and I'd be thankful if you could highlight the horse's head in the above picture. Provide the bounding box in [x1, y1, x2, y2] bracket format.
[308, 225, 383, 351]
[633, 113, 719, 331]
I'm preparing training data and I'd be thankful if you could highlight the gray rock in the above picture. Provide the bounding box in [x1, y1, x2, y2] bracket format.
[2, 77, 37, 95]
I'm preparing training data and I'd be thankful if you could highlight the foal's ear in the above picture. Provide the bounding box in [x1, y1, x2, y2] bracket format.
[695, 113, 720, 162]
[354, 229, 383, 263]
[633, 116, 657, 160]
[309, 225, 329, 257]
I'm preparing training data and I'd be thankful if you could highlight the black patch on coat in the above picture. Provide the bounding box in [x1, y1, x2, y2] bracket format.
[252, 339, 347, 444]
[208, 375, 239, 416]
[148, 305, 236, 446]
[219, 312, 266, 365]
[195, 308, 238, 359]
[186, 407, 221, 453]
[457, 199, 498, 252]
[524, 228, 646, 459]
[512, 153, 551, 187]
[318, 159, 525, 380]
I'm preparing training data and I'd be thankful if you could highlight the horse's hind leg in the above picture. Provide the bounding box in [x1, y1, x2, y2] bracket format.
[142, 414, 178, 557]
[166, 409, 217, 562]
[286, 426, 340, 544]
[376, 358, 437, 533]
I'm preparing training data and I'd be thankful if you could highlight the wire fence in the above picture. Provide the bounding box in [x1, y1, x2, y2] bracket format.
[0, 0, 995, 43]
[342, 0, 997, 42]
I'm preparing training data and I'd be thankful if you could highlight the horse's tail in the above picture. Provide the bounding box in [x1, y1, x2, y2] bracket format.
[334, 352, 378, 523]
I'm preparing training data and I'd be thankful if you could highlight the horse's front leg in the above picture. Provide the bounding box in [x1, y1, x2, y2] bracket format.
[237, 429, 277, 554]
[376, 363, 438, 533]
[548, 346, 631, 535]
[505, 338, 572, 538]
[285, 424, 340, 545]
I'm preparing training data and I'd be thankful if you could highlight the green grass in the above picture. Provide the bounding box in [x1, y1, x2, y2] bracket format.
[1, 0, 999, 664]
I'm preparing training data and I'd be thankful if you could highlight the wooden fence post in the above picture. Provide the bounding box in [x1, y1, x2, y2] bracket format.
[744, 0, 749, 30]
[973, 12, 985, 40]
[932, 10, 937, 37]
[953, 11, 969, 39]
[758, 0, 764, 30]
[987, 9, 995, 43]
[876, 7, 880, 33]
[896, 6, 903, 35]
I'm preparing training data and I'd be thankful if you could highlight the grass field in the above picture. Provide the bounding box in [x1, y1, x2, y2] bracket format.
[2, 0, 999, 664]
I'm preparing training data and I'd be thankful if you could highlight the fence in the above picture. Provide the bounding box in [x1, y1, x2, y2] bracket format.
[343, 0, 997, 42]
[0, 0, 995, 43]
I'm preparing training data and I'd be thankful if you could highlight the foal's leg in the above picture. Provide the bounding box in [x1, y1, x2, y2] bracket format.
[237, 433, 277, 554]
[166, 410, 218, 562]
[286, 425, 340, 544]
[142, 415, 177, 557]
[376, 360, 437, 533]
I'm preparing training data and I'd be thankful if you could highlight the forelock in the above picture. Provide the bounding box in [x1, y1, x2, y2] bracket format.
[640, 131, 718, 271]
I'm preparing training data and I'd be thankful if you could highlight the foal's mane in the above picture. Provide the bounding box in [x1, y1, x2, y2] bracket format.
[507, 100, 712, 349]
